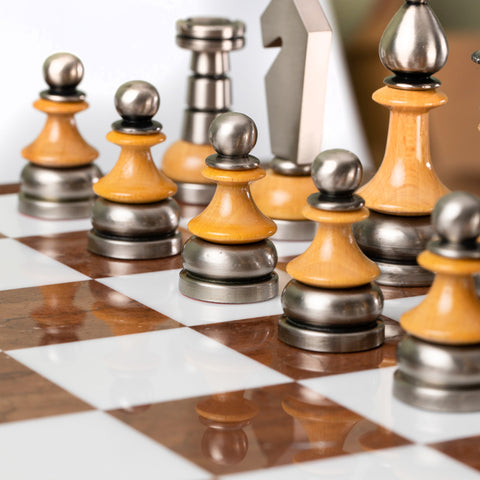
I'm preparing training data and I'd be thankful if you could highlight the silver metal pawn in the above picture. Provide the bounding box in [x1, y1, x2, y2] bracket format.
[87, 81, 181, 260]
[19, 53, 101, 220]
[278, 149, 385, 353]
[179, 112, 279, 304]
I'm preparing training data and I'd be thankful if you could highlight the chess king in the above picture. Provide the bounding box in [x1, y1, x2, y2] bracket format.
[19, 52, 101, 219]
[353, 0, 450, 286]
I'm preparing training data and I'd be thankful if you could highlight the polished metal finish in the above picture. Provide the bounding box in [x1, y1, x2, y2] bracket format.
[40, 52, 86, 102]
[281, 280, 383, 329]
[182, 110, 221, 145]
[20, 163, 101, 201]
[379, 0, 448, 90]
[375, 260, 433, 286]
[112, 80, 162, 134]
[354, 211, 433, 262]
[472, 50, 480, 64]
[278, 316, 384, 353]
[429, 191, 480, 258]
[179, 270, 278, 304]
[393, 369, 480, 412]
[177, 17, 245, 41]
[209, 112, 257, 157]
[91, 198, 179, 238]
[205, 154, 259, 171]
[174, 182, 216, 205]
[18, 193, 95, 220]
[182, 236, 277, 280]
[176, 17, 245, 147]
[307, 149, 365, 211]
[272, 219, 317, 241]
[271, 158, 311, 176]
[397, 335, 480, 388]
[262, 0, 331, 165]
[88, 230, 182, 260]
[191, 52, 229, 76]
[187, 76, 230, 111]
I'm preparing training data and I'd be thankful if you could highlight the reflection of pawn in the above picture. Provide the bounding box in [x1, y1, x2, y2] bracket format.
[20, 52, 101, 219]
[88, 81, 181, 259]
[32, 284, 85, 346]
[279, 149, 384, 352]
[180, 112, 278, 303]
[196, 391, 258, 466]
[161, 17, 245, 205]
[394, 192, 480, 412]
[354, 0, 450, 286]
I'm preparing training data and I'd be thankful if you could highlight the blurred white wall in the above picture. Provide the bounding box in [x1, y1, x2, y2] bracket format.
[0, 0, 370, 183]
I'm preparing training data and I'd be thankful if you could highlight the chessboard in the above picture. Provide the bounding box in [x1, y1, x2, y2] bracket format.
[0, 183, 479, 479]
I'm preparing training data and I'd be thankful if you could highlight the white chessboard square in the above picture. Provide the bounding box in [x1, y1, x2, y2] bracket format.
[301, 366, 480, 444]
[8, 328, 291, 410]
[0, 238, 88, 291]
[219, 445, 480, 480]
[383, 295, 425, 321]
[98, 269, 286, 326]
[0, 410, 210, 480]
[0, 194, 92, 238]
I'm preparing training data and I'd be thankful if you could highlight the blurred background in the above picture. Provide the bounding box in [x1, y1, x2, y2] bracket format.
[2, 0, 480, 194]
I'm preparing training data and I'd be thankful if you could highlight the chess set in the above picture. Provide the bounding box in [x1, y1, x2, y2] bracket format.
[2, 0, 480, 478]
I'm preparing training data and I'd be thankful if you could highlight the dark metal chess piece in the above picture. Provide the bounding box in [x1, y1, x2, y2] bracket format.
[19, 52, 101, 219]
[278, 149, 384, 352]
[250, 0, 332, 241]
[394, 191, 480, 412]
[161, 17, 245, 205]
[179, 112, 278, 303]
[87, 80, 181, 259]
[353, 0, 450, 286]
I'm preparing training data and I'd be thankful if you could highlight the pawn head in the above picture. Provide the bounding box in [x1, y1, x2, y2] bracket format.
[432, 192, 480, 245]
[115, 80, 160, 122]
[43, 52, 84, 91]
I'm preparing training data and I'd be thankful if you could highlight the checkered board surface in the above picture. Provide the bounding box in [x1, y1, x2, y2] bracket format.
[1, 184, 480, 479]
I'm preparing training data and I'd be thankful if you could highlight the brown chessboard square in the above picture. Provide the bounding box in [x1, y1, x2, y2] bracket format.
[109, 382, 410, 476]
[0, 280, 181, 350]
[193, 316, 401, 381]
[430, 435, 480, 472]
[0, 352, 92, 423]
[18, 229, 189, 278]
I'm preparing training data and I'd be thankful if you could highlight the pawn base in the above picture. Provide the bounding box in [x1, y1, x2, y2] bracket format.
[174, 182, 216, 205]
[87, 230, 182, 260]
[272, 219, 317, 241]
[179, 269, 278, 304]
[18, 192, 95, 220]
[278, 316, 385, 353]
[393, 370, 480, 412]
[374, 260, 434, 287]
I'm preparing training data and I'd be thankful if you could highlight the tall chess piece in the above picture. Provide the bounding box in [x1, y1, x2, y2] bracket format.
[279, 149, 384, 352]
[179, 112, 278, 303]
[88, 81, 181, 259]
[353, 0, 450, 286]
[394, 192, 480, 412]
[20, 52, 101, 219]
[250, 0, 332, 240]
[161, 17, 245, 205]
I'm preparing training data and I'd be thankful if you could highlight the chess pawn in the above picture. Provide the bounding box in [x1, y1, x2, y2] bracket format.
[161, 17, 245, 205]
[353, 0, 450, 286]
[19, 52, 101, 219]
[179, 112, 278, 303]
[87, 81, 181, 259]
[279, 149, 384, 353]
[394, 192, 480, 412]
